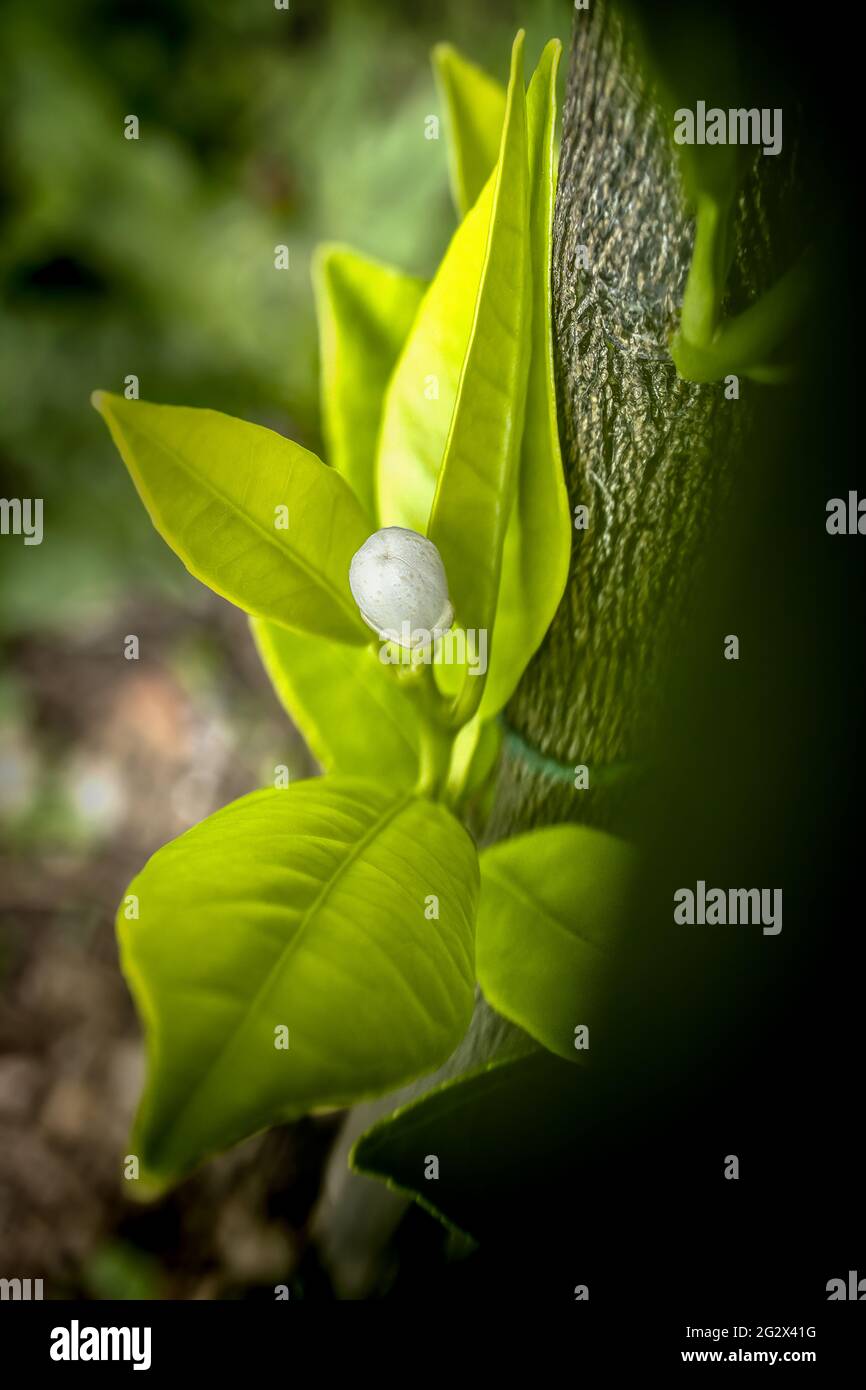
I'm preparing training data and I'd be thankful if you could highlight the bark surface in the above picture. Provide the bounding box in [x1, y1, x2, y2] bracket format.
[489, 0, 793, 839]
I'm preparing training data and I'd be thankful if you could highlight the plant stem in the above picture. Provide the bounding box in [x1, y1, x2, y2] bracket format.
[393, 660, 455, 800]
[678, 191, 733, 348]
[672, 247, 815, 382]
[416, 716, 454, 799]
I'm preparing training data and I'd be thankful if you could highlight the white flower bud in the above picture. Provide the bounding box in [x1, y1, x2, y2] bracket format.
[349, 526, 453, 649]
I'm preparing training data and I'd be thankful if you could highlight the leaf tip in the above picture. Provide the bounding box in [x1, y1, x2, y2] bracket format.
[311, 239, 338, 281]
[543, 37, 563, 86]
[91, 388, 125, 424]
[509, 29, 526, 87]
[125, 1165, 171, 1204]
[431, 41, 454, 67]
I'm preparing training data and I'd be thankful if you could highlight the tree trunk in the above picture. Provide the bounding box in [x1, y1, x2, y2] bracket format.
[490, 0, 795, 841]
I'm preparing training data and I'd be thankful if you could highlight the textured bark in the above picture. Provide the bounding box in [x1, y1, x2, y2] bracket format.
[488, 0, 794, 841]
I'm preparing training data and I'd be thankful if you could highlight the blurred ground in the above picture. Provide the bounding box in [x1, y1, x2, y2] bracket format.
[0, 592, 343, 1299]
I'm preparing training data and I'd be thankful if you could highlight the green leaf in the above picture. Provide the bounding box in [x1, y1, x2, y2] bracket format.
[313, 244, 426, 519]
[671, 246, 815, 384]
[478, 39, 571, 717]
[476, 825, 636, 1062]
[428, 31, 531, 721]
[433, 44, 506, 220]
[378, 42, 568, 722]
[250, 615, 421, 786]
[120, 777, 479, 1181]
[446, 714, 502, 805]
[376, 182, 494, 536]
[352, 1044, 593, 1240]
[91, 393, 371, 644]
[375, 34, 529, 547]
[378, 39, 571, 723]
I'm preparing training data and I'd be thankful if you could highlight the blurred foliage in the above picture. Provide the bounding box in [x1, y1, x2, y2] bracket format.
[83, 1239, 163, 1300]
[0, 0, 569, 636]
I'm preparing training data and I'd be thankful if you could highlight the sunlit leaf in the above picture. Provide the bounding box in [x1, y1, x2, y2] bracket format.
[428, 31, 531, 722]
[313, 243, 426, 518]
[479, 39, 571, 716]
[120, 778, 479, 1181]
[433, 43, 506, 219]
[477, 825, 636, 1061]
[250, 615, 422, 786]
[92, 393, 371, 644]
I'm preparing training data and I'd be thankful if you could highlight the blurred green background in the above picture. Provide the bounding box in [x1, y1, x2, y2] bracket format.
[0, 0, 568, 634]
[0, 0, 570, 1298]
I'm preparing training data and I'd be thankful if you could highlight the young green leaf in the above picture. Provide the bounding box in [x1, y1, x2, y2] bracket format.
[250, 615, 421, 786]
[91, 393, 371, 644]
[477, 825, 636, 1062]
[313, 244, 426, 519]
[478, 39, 571, 718]
[671, 247, 815, 383]
[428, 31, 531, 723]
[433, 44, 506, 220]
[446, 714, 502, 805]
[376, 180, 494, 536]
[378, 40, 569, 722]
[120, 778, 479, 1182]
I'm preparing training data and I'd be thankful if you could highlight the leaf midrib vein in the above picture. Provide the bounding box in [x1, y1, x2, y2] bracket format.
[153, 791, 416, 1148]
[483, 864, 607, 956]
[123, 415, 359, 627]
